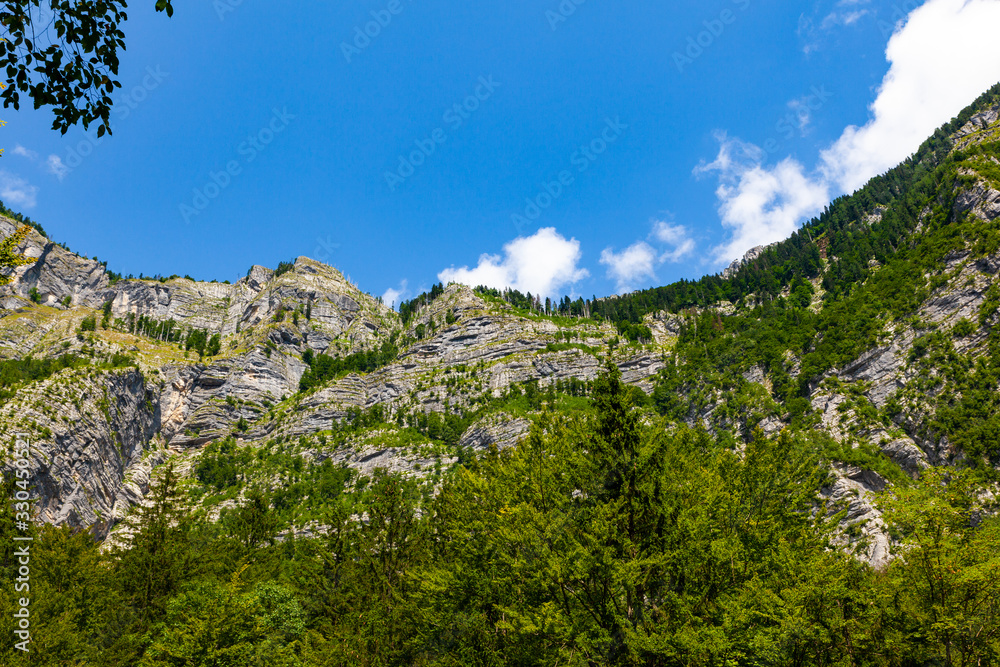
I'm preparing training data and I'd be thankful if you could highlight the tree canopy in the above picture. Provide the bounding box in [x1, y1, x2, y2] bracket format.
[0, 1, 174, 136]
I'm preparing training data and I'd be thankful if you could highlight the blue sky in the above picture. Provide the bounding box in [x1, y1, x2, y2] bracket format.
[3, 0, 1000, 305]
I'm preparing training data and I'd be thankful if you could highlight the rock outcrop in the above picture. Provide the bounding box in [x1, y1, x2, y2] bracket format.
[0, 242, 668, 538]
[0, 368, 163, 538]
[3, 90, 1000, 567]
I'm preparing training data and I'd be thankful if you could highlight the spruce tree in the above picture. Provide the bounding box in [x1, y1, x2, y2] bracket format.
[112, 462, 197, 623]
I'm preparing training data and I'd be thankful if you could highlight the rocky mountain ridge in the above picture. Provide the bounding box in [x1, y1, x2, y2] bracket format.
[0, 232, 671, 540]
[2, 86, 1000, 568]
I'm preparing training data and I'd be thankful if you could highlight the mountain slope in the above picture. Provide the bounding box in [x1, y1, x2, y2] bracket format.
[0, 84, 998, 559]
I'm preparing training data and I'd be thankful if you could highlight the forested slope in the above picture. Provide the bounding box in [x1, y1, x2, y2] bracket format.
[0, 85, 1000, 665]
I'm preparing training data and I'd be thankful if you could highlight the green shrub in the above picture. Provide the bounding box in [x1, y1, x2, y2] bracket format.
[952, 318, 976, 338]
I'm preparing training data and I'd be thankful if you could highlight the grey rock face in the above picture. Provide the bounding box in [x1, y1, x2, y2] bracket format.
[310, 439, 457, 480]
[257, 286, 664, 443]
[955, 104, 1000, 140]
[0, 232, 396, 352]
[643, 310, 684, 346]
[955, 181, 1000, 222]
[0, 218, 109, 308]
[158, 336, 308, 447]
[881, 437, 929, 475]
[721, 242, 778, 279]
[457, 413, 532, 451]
[0, 368, 162, 538]
[822, 465, 891, 570]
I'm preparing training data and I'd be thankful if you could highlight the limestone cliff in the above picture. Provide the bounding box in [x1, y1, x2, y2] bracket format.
[2, 87, 1000, 563]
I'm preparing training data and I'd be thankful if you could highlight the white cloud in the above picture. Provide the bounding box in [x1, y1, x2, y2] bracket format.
[46, 155, 69, 181]
[12, 145, 38, 160]
[438, 227, 589, 297]
[0, 171, 39, 209]
[600, 220, 696, 292]
[841, 10, 868, 24]
[651, 220, 696, 263]
[821, 8, 869, 30]
[382, 279, 408, 309]
[696, 134, 829, 264]
[600, 242, 658, 293]
[700, 0, 1000, 265]
[821, 0, 1000, 192]
[800, 0, 872, 52]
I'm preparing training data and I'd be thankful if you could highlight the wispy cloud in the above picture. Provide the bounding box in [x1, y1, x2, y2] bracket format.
[46, 155, 69, 181]
[12, 145, 38, 160]
[820, 8, 869, 30]
[0, 171, 39, 209]
[382, 279, 409, 309]
[799, 0, 873, 54]
[600, 219, 696, 292]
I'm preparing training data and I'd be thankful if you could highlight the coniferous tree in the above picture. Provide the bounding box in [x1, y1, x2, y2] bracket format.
[225, 488, 278, 550]
[113, 462, 198, 624]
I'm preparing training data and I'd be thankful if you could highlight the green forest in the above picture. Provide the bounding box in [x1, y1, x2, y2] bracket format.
[2, 86, 1000, 663]
[5, 1, 1000, 663]
[2, 362, 999, 666]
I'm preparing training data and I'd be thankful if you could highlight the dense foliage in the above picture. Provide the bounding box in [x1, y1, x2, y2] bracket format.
[0, 0, 174, 137]
[0, 353, 136, 404]
[399, 282, 445, 324]
[195, 439, 251, 491]
[474, 285, 591, 318]
[0, 355, 89, 403]
[3, 362, 1000, 665]
[299, 338, 400, 392]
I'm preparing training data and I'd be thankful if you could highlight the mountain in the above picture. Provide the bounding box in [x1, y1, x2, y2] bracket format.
[1, 84, 1000, 665]
[0, 230, 668, 537]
